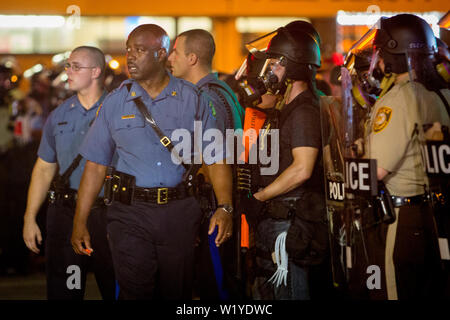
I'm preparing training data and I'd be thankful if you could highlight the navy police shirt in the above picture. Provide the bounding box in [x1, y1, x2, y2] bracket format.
[197, 73, 244, 132]
[38, 92, 106, 190]
[80, 73, 222, 188]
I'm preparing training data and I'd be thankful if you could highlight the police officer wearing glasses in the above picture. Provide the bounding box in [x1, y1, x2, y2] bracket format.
[23, 46, 115, 300]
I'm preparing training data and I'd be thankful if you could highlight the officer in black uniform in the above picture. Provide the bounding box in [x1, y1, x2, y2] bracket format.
[240, 21, 328, 300]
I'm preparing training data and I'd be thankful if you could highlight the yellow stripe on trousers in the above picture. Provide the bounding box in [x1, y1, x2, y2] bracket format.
[384, 207, 399, 300]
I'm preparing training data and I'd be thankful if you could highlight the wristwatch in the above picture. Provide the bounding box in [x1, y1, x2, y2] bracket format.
[217, 204, 234, 215]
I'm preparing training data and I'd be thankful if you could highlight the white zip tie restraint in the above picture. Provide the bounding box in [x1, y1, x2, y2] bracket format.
[268, 231, 288, 287]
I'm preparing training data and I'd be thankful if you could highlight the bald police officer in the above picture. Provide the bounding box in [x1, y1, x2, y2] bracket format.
[71, 24, 233, 300]
[169, 29, 244, 299]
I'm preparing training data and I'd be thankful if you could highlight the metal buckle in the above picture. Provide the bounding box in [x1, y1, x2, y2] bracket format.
[160, 136, 171, 147]
[157, 187, 169, 204]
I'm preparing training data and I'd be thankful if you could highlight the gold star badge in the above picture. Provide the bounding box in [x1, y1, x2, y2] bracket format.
[131, 91, 136, 97]
[171, 91, 177, 96]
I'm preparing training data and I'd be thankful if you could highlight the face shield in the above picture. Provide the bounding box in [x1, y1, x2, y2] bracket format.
[340, 65, 374, 158]
[344, 20, 388, 98]
[235, 31, 287, 108]
[438, 11, 450, 30]
[346, 20, 383, 76]
[235, 30, 278, 81]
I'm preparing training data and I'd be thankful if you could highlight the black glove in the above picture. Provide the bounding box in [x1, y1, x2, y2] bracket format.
[239, 193, 265, 228]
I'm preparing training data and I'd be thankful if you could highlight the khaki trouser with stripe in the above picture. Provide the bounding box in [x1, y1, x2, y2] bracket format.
[364, 203, 442, 300]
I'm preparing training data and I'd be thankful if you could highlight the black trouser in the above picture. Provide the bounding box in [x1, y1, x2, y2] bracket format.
[106, 197, 203, 300]
[45, 202, 115, 300]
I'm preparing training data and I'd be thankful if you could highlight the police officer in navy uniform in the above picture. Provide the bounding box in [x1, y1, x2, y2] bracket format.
[23, 46, 115, 299]
[169, 29, 244, 132]
[71, 24, 233, 300]
[169, 28, 245, 300]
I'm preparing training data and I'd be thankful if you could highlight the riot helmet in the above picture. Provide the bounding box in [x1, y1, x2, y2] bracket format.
[285, 20, 321, 47]
[374, 14, 437, 74]
[265, 23, 321, 83]
[243, 21, 321, 84]
[266, 23, 321, 68]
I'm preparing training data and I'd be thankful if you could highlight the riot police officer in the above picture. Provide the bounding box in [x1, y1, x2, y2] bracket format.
[240, 21, 328, 300]
[361, 14, 449, 299]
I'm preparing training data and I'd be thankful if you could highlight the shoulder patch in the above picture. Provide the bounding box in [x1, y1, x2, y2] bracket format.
[373, 106, 392, 133]
[208, 100, 217, 117]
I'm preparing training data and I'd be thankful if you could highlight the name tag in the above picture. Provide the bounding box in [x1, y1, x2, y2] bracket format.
[121, 115, 135, 119]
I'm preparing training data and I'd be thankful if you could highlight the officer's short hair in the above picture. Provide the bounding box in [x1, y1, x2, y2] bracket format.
[129, 24, 170, 56]
[178, 29, 215, 68]
[72, 46, 106, 79]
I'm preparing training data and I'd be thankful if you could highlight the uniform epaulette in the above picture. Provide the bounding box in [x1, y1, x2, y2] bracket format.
[177, 77, 201, 96]
[117, 79, 133, 91]
[60, 94, 78, 107]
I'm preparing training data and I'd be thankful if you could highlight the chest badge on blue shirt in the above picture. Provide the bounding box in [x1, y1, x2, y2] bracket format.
[121, 114, 135, 119]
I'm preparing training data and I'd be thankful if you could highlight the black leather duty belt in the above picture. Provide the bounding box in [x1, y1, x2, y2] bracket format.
[132, 186, 188, 204]
[48, 189, 104, 208]
[266, 197, 300, 220]
[391, 194, 429, 208]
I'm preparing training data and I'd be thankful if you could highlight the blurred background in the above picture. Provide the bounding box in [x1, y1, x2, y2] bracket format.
[0, 0, 448, 299]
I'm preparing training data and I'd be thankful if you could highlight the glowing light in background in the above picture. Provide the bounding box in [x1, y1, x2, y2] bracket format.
[109, 59, 120, 70]
[336, 11, 443, 38]
[0, 15, 66, 29]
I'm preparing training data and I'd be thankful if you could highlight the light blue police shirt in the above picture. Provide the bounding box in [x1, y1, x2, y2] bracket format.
[80, 73, 222, 188]
[38, 92, 106, 190]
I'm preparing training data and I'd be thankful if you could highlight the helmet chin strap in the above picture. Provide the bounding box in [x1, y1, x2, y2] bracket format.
[379, 73, 397, 98]
[275, 79, 294, 111]
[436, 61, 450, 83]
